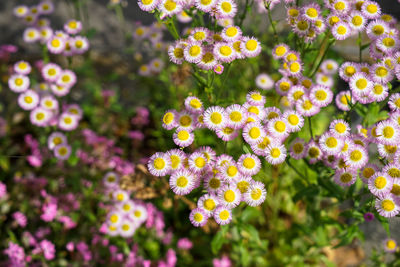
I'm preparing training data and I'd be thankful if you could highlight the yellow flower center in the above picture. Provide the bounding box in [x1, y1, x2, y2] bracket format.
[210, 112, 222, 124]
[193, 212, 203, 222]
[243, 158, 255, 169]
[189, 46, 201, 57]
[383, 126, 394, 138]
[163, 112, 174, 124]
[24, 96, 33, 104]
[356, 78, 368, 90]
[177, 130, 189, 141]
[221, 2, 232, 12]
[293, 143, 304, 153]
[251, 188, 262, 200]
[270, 148, 281, 158]
[226, 27, 238, 37]
[249, 127, 260, 139]
[245, 40, 257, 51]
[153, 158, 165, 170]
[209, 178, 221, 189]
[362, 167, 375, 179]
[340, 173, 352, 183]
[164, 0, 177, 11]
[219, 210, 230, 220]
[227, 166, 238, 177]
[237, 181, 249, 193]
[326, 137, 338, 148]
[229, 111, 242, 122]
[274, 121, 286, 132]
[381, 199, 395, 211]
[315, 90, 327, 100]
[374, 176, 387, 189]
[204, 199, 216, 211]
[195, 157, 206, 168]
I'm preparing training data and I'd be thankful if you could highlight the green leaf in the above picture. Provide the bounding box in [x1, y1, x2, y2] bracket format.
[293, 184, 319, 202]
[211, 225, 229, 254]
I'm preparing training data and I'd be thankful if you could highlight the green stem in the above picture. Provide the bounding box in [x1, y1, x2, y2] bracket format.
[358, 32, 362, 63]
[216, 63, 232, 102]
[286, 158, 309, 185]
[308, 117, 314, 140]
[238, 0, 250, 27]
[42, 45, 49, 64]
[308, 33, 334, 78]
[265, 3, 278, 42]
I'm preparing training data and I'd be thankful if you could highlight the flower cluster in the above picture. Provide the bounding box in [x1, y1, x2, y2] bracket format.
[15, 2, 89, 56]
[8, 60, 82, 160]
[133, 22, 167, 77]
[148, 91, 307, 226]
[168, 26, 261, 71]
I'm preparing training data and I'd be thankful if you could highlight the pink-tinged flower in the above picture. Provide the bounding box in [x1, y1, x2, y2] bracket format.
[189, 208, 208, 227]
[184, 96, 204, 114]
[363, 212, 374, 222]
[214, 64, 224, 74]
[138, 0, 160, 11]
[58, 113, 79, 131]
[38, 1, 54, 14]
[54, 144, 72, 160]
[375, 195, 400, 217]
[14, 61, 31, 75]
[64, 19, 82, 34]
[30, 107, 52, 127]
[66, 242, 74, 252]
[335, 91, 353, 111]
[240, 37, 261, 57]
[8, 74, 30, 93]
[215, 0, 237, 18]
[177, 238, 193, 250]
[213, 205, 232, 225]
[148, 152, 171, 176]
[71, 36, 89, 54]
[23, 27, 40, 43]
[173, 128, 194, 147]
[265, 142, 287, 165]
[18, 90, 39, 110]
[169, 169, 196, 195]
[4, 242, 25, 267]
[383, 238, 398, 253]
[13, 212, 27, 227]
[40, 240, 56, 260]
[309, 85, 333, 107]
[368, 172, 393, 197]
[0, 182, 6, 199]
[14, 5, 29, 17]
[334, 169, 357, 187]
[244, 181, 266, 206]
[213, 255, 231, 267]
[195, 0, 218, 12]
[27, 155, 42, 167]
[47, 36, 66, 54]
[366, 19, 389, 40]
[42, 63, 62, 82]
[214, 42, 236, 63]
[56, 69, 77, 88]
[41, 203, 58, 222]
[375, 119, 400, 145]
[361, 1, 381, 19]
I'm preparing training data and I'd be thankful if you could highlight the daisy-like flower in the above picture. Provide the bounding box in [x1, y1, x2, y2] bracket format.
[14, 5, 29, 17]
[240, 37, 261, 58]
[162, 109, 178, 130]
[375, 120, 400, 145]
[214, 64, 224, 74]
[173, 129, 194, 147]
[42, 63, 61, 82]
[58, 113, 79, 131]
[38, 1, 54, 14]
[215, 0, 237, 18]
[287, 85, 305, 105]
[309, 85, 333, 107]
[71, 36, 89, 54]
[225, 104, 247, 129]
[255, 73, 274, 90]
[388, 93, 400, 111]
[265, 142, 286, 165]
[54, 144, 72, 160]
[375, 195, 400, 218]
[18, 90, 39, 110]
[243, 122, 265, 145]
[14, 61, 31, 75]
[213, 205, 232, 225]
[159, 0, 182, 17]
[166, 149, 186, 172]
[329, 119, 350, 137]
[349, 11, 366, 31]
[366, 20, 389, 40]
[275, 77, 292, 96]
[214, 42, 236, 63]
[39, 27, 53, 44]
[188, 152, 209, 174]
[189, 208, 208, 227]
[368, 172, 393, 197]
[334, 169, 357, 187]
[361, 1, 381, 19]
[204, 174, 224, 194]
[197, 50, 218, 70]
[40, 95, 58, 110]
[296, 97, 320, 117]
[264, 107, 281, 120]
[47, 132, 67, 150]
[131, 204, 148, 223]
[65, 104, 83, 119]
[360, 164, 378, 183]
[138, 0, 159, 11]
[216, 126, 239, 141]
[189, 27, 210, 42]
[8, 74, 29, 93]
[335, 91, 353, 111]
[103, 172, 120, 188]
[184, 42, 203, 63]
[377, 144, 398, 159]
[319, 132, 344, 155]
[267, 117, 289, 138]
[177, 10, 192, 23]
[198, 146, 216, 164]
[293, 18, 310, 36]
[286, 61, 303, 77]
[289, 138, 306, 159]
[339, 62, 358, 82]
[194, 0, 218, 12]
[320, 59, 339, 75]
[272, 43, 289, 59]
[237, 154, 261, 176]
[23, 27, 40, 43]
[51, 84, 70, 97]
[107, 210, 123, 227]
[332, 22, 351, 40]
[383, 164, 400, 179]
[302, 3, 320, 21]
[315, 73, 334, 88]
[219, 162, 241, 181]
[118, 219, 137, 238]
[243, 103, 265, 121]
[56, 70, 77, 88]
[345, 144, 368, 169]
[221, 26, 242, 42]
[251, 135, 272, 156]
[198, 194, 219, 216]
[376, 35, 400, 55]
[47, 36, 66, 54]
[148, 152, 171, 176]
[246, 91, 265, 106]
[168, 42, 185, 64]
[30, 107, 51, 127]
[203, 106, 227, 130]
[64, 20, 82, 35]
[243, 181, 266, 206]
[384, 238, 398, 253]
[184, 96, 204, 114]
[306, 141, 323, 164]
[170, 169, 196, 195]
[349, 73, 373, 98]
[177, 111, 195, 130]
[217, 184, 241, 208]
